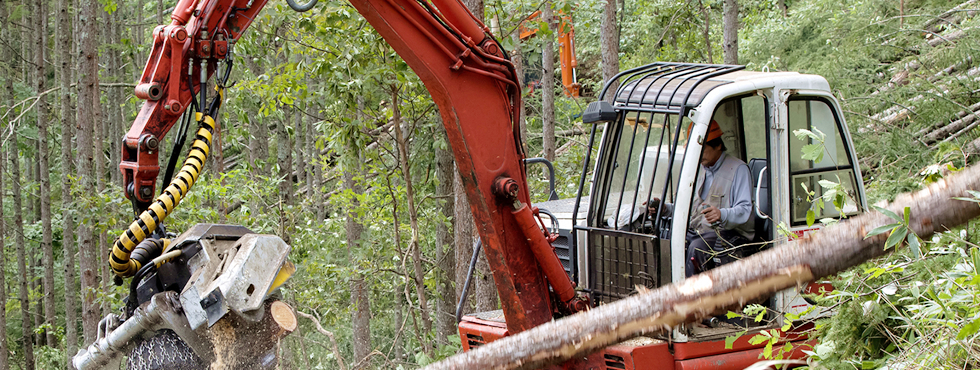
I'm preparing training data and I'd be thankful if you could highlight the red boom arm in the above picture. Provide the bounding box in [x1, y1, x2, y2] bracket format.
[122, 0, 267, 205]
[121, 0, 592, 365]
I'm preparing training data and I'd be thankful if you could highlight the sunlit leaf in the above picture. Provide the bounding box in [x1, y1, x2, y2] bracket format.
[872, 205, 901, 221]
[865, 223, 899, 238]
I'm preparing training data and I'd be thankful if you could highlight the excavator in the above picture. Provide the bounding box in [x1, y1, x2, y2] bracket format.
[72, 0, 868, 368]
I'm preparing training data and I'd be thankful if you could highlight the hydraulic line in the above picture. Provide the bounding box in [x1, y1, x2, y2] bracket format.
[110, 111, 217, 278]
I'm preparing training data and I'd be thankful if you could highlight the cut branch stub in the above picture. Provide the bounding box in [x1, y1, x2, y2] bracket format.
[425, 163, 980, 370]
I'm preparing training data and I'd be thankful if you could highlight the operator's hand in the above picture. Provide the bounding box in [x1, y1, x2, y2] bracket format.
[701, 205, 721, 224]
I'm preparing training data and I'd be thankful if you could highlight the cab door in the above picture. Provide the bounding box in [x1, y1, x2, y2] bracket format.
[772, 90, 868, 316]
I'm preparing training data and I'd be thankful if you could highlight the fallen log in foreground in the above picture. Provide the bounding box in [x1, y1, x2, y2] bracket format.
[427, 164, 980, 370]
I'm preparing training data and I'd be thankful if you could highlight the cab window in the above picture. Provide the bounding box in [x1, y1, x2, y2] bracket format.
[787, 98, 862, 225]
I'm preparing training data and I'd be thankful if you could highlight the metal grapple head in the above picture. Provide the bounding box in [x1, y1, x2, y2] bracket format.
[74, 224, 297, 370]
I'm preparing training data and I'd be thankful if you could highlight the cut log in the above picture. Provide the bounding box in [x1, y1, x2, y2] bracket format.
[209, 300, 297, 370]
[424, 163, 980, 370]
[925, 106, 980, 145]
[923, 0, 979, 33]
[927, 27, 974, 47]
[917, 100, 980, 137]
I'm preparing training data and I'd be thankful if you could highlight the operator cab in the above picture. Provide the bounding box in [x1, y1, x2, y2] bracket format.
[525, 63, 867, 368]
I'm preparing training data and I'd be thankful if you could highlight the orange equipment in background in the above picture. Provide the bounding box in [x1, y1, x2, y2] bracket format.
[520, 10, 580, 97]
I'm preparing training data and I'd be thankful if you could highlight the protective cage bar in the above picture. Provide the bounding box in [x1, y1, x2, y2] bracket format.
[575, 62, 745, 303]
[583, 227, 670, 303]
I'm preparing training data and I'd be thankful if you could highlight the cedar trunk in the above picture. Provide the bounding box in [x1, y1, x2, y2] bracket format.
[600, 0, 620, 99]
[722, 0, 738, 65]
[277, 108, 293, 207]
[0, 4, 10, 366]
[58, 0, 79, 360]
[77, 0, 102, 344]
[452, 170, 475, 313]
[347, 98, 372, 363]
[0, 135, 7, 370]
[510, 32, 527, 146]
[34, 0, 57, 348]
[10, 124, 35, 370]
[434, 124, 457, 344]
[541, 2, 556, 162]
[701, 0, 713, 64]
[425, 163, 980, 370]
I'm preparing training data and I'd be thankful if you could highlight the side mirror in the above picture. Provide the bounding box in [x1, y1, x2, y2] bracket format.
[582, 101, 617, 124]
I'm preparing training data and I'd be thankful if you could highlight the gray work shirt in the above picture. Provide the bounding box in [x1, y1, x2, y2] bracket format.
[699, 151, 754, 231]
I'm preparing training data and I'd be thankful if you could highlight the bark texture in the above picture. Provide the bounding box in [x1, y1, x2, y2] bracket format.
[0, 134, 6, 370]
[461, 0, 484, 22]
[425, 163, 980, 370]
[541, 1, 556, 162]
[10, 121, 34, 370]
[277, 108, 294, 206]
[434, 124, 457, 344]
[78, 0, 102, 344]
[453, 170, 476, 312]
[701, 0, 713, 64]
[58, 0, 79, 360]
[510, 32, 527, 146]
[600, 0, 620, 100]
[722, 0, 738, 65]
[34, 0, 57, 347]
[0, 3, 9, 364]
[347, 98, 372, 364]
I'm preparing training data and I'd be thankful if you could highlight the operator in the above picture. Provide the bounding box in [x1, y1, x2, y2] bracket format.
[647, 120, 754, 277]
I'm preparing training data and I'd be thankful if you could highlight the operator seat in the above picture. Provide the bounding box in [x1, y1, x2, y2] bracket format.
[748, 158, 771, 255]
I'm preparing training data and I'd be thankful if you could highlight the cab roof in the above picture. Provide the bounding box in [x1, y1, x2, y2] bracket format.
[610, 63, 829, 111]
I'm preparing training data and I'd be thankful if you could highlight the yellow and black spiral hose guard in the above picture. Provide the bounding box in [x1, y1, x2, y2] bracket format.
[110, 112, 216, 278]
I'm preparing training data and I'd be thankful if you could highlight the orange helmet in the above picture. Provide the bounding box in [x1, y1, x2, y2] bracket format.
[688, 120, 724, 143]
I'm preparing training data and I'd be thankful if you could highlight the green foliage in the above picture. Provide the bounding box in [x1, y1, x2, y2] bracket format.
[805, 236, 980, 369]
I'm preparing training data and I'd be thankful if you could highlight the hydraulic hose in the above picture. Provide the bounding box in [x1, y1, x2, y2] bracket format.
[285, 0, 318, 12]
[110, 113, 216, 278]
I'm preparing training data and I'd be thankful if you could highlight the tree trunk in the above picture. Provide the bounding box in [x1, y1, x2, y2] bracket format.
[58, 0, 79, 360]
[453, 170, 475, 313]
[601, 0, 620, 100]
[347, 98, 372, 364]
[541, 1, 556, 162]
[313, 118, 325, 221]
[474, 250, 497, 312]
[10, 127, 35, 370]
[305, 101, 315, 199]
[294, 102, 307, 195]
[0, 4, 11, 366]
[778, 0, 787, 17]
[34, 0, 56, 347]
[0, 139, 7, 370]
[701, 0, 713, 64]
[95, 6, 110, 319]
[277, 108, 293, 206]
[393, 282, 406, 362]
[510, 32, 527, 147]
[722, 0, 738, 65]
[461, 0, 483, 22]
[434, 124, 456, 345]
[109, 9, 123, 186]
[392, 88, 434, 352]
[157, 0, 164, 24]
[77, 0, 102, 344]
